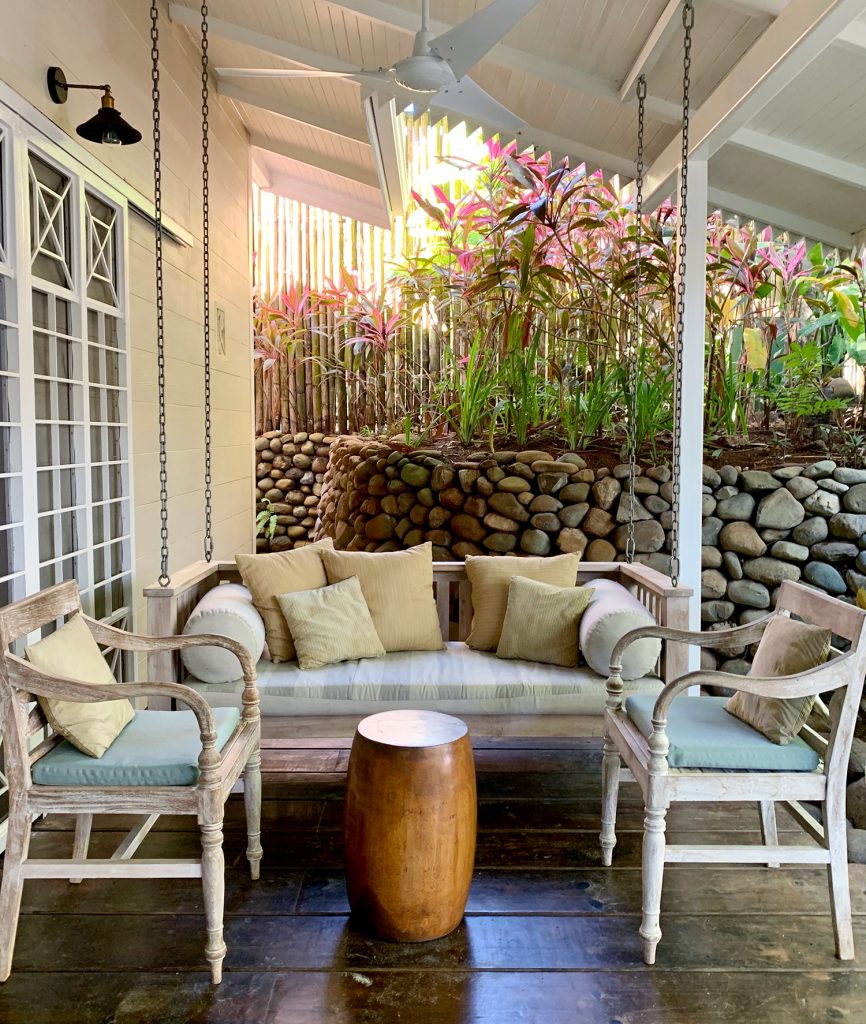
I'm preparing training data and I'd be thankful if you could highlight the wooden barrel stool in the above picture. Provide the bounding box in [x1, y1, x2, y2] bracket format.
[344, 709, 477, 942]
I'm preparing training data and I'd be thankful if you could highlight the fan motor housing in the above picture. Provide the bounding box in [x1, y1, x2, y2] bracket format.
[393, 55, 455, 93]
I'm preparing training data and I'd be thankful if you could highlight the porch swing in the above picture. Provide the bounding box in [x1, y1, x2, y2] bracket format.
[602, 0, 866, 969]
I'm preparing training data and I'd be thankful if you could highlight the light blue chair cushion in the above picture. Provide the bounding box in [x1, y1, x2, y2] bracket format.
[32, 708, 241, 787]
[624, 694, 820, 771]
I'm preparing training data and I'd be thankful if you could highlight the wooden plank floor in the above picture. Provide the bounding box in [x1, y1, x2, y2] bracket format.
[2, 736, 866, 1023]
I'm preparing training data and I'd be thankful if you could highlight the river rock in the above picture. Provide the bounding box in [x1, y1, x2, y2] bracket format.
[531, 460, 574, 475]
[428, 507, 451, 529]
[529, 495, 562, 513]
[720, 658, 752, 676]
[498, 475, 532, 494]
[450, 514, 485, 542]
[727, 579, 771, 609]
[557, 528, 588, 555]
[771, 541, 810, 563]
[702, 494, 717, 517]
[702, 466, 722, 489]
[804, 561, 846, 595]
[484, 532, 517, 553]
[792, 517, 829, 545]
[617, 492, 652, 523]
[701, 569, 728, 600]
[843, 483, 866, 513]
[614, 520, 665, 553]
[488, 492, 529, 522]
[629, 476, 659, 495]
[647, 465, 672, 483]
[520, 529, 551, 555]
[802, 459, 836, 479]
[811, 541, 860, 563]
[818, 477, 849, 497]
[830, 513, 866, 540]
[743, 557, 801, 585]
[515, 450, 549, 464]
[803, 490, 840, 517]
[583, 508, 616, 537]
[365, 513, 396, 541]
[483, 512, 520, 533]
[723, 551, 743, 580]
[719, 522, 766, 557]
[592, 476, 621, 510]
[538, 473, 567, 495]
[702, 546, 723, 568]
[400, 463, 429, 488]
[702, 600, 735, 624]
[559, 453, 587, 468]
[531, 512, 562, 533]
[847, 570, 866, 595]
[755, 488, 806, 530]
[586, 539, 616, 561]
[740, 470, 782, 493]
[719, 465, 739, 486]
[644, 495, 670, 514]
[773, 465, 804, 481]
[786, 476, 819, 500]
[560, 482, 590, 503]
[716, 493, 755, 521]
[835, 467, 866, 485]
[702, 516, 724, 545]
[560, 503, 589, 528]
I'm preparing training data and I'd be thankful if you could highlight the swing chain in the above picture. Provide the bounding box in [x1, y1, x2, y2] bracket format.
[670, 0, 693, 588]
[201, 0, 214, 562]
[626, 74, 647, 564]
[151, 1, 170, 589]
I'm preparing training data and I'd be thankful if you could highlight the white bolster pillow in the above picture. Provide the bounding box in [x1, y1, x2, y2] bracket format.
[181, 583, 265, 683]
[579, 578, 661, 680]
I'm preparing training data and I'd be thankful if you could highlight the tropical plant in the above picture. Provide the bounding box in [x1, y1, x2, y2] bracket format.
[255, 499, 278, 542]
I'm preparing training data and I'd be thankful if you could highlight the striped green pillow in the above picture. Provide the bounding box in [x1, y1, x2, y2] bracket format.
[496, 576, 592, 668]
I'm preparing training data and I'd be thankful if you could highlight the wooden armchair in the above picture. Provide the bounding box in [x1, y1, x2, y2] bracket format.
[600, 580, 866, 966]
[0, 581, 263, 984]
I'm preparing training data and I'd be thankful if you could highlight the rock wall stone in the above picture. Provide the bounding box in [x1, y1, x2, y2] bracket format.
[254, 431, 336, 551]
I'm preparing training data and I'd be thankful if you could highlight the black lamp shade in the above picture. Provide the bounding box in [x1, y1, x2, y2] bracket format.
[76, 106, 141, 146]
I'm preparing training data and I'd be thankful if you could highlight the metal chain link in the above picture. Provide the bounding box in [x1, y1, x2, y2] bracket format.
[669, 0, 694, 588]
[201, 1, 214, 562]
[625, 74, 647, 564]
[151, 2, 170, 588]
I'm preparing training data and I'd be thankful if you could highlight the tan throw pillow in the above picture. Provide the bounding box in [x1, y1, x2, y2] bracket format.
[465, 552, 581, 652]
[726, 615, 831, 745]
[236, 539, 334, 662]
[320, 542, 443, 653]
[496, 576, 592, 667]
[277, 577, 386, 670]
[26, 613, 134, 758]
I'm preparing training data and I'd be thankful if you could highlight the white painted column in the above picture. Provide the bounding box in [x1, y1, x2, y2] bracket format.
[673, 156, 708, 672]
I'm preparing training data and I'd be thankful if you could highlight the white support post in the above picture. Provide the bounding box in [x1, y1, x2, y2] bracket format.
[674, 156, 708, 673]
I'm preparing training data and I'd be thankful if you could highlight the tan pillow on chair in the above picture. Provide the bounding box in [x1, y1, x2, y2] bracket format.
[236, 538, 334, 662]
[465, 553, 581, 652]
[277, 577, 386, 670]
[26, 613, 134, 758]
[320, 543, 443, 653]
[496, 576, 592, 667]
[725, 614, 831, 744]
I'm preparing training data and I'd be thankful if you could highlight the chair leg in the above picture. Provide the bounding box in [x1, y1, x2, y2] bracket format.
[600, 733, 621, 867]
[0, 810, 32, 982]
[825, 800, 855, 960]
[200, 819, 227, 984]
[244, 747, 263, 881]
[639, 796, 668, 966]
[70, 813, 93, 884]
[759, 801, 779, 869]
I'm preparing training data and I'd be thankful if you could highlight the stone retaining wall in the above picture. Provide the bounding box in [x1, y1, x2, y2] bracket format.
[314, 438, 866, 669]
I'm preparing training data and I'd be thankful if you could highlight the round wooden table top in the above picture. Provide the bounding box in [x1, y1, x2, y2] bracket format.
[357, 709, 468, 749]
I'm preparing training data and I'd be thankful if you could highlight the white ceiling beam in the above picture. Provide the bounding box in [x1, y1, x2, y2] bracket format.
[319, 0, 682, 123]
[364, 94, 408, 220]
[619, 0, 684, 103]
[708, 187, 852, 248]
[255, 158, 389, 227]
[644, 0, 866, 210]
[712, 0, 787, 15]
[835, 20, 866, 53]
[732, 127, 866, 190]
[216, 80, 369, 145]
[250, 132, 379, 189]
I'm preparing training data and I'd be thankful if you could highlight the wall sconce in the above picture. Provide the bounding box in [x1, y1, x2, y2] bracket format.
[47, 66, 142, 146]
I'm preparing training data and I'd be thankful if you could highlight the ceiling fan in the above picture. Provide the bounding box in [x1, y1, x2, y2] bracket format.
[217, 0, 539, 134]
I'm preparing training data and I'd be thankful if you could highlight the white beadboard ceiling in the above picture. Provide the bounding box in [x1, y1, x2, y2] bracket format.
[170, 0, 866, 245]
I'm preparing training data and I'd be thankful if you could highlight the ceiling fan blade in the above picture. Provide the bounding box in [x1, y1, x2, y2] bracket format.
[216, 67, 359, 79]
[429, 0, 540, 81]
[429, 76, 526, 135]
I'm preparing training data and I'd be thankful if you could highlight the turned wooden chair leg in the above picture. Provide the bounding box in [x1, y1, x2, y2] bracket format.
[70, 813, 93, 884]
[200, 818, 227, 984]
[244, 747, 263, 881]
[759, 801, 779, 869]
[600, 733, 621, 867]
[825, 799, 855, 960]
[639, 797, 668, 965]
[0, 810, 32, 982]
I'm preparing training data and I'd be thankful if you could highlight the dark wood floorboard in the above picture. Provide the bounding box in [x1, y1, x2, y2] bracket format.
[1, 737, 865, 1023]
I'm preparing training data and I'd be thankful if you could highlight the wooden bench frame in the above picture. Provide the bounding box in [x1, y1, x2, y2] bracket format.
[145, 559, 692, 738]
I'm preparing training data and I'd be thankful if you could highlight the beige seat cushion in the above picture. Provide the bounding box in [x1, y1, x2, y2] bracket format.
[26, 613, 134, 758]
[277, 577, 386, 670]
[320, 543, 444, 653]
[497, 577, 592, 667]
[726, 614, 831, 744]
[236, 538, 333, 662]
[465, 552, 581, 652]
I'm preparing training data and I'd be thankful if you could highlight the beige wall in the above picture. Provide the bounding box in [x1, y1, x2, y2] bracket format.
[0, 0, 254, 634]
